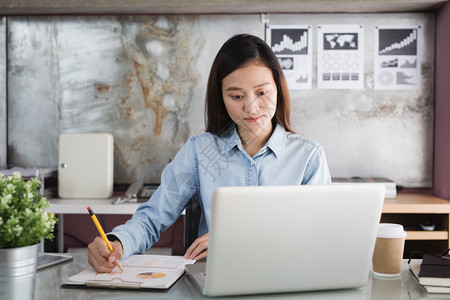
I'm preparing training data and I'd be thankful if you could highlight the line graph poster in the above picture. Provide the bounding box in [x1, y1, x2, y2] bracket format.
[374, 26, 421, 90]
[317, 24, 364, 89]
[266, 25, 312, 90]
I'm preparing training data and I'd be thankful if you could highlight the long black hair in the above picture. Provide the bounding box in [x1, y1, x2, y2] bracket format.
[204, 34, 294, 135]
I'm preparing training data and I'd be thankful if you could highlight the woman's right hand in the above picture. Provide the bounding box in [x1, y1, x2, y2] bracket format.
[87, 236, 123, 273]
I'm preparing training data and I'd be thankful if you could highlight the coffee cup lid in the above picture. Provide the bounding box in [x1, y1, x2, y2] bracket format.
[377, 223, 406, 238]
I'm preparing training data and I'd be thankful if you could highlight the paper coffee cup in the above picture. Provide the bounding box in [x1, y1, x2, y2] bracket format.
[372, 223, 406, 277]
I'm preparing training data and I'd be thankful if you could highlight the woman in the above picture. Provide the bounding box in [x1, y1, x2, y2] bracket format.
[88, 34, 331, 272]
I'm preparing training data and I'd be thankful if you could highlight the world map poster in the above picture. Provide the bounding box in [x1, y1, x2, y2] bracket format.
[317, 24, 364, 89]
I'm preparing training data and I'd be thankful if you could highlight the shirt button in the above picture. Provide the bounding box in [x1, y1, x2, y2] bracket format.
[251, 162, 255, 166]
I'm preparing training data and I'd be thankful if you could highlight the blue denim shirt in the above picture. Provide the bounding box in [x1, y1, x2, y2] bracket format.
[111, 123, 331, 259]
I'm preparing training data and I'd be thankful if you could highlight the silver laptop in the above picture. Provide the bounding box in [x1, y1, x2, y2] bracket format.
[185, 184, 385, 297]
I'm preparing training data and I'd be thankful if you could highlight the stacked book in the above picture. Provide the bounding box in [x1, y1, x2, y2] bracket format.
[409, 253, 450, 294]
[332, 177, 397, 198]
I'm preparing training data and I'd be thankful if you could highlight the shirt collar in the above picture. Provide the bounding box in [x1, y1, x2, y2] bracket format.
[266, 123, 286, 158]
[221, 124, 241, 153]
[220, 123, 286, 158]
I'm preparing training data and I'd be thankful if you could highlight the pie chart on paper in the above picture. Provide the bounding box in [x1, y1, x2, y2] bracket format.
[136, 272, 167, 279]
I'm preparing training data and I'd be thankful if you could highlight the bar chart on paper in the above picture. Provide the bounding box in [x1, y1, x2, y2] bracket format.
[378, 28, 418, 56]
[270, 28, 309, 55]
[266, 25, 313, 90]
[374, 26, 421, 90]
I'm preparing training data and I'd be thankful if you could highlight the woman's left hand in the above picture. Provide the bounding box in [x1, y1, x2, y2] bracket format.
[184, 232, 209, 260]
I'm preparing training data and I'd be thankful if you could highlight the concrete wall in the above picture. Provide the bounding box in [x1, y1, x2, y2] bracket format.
[270, 13, 435, 188]
[4, 13, 435, 187]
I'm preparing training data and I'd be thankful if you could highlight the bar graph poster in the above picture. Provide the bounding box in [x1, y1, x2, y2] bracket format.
[374, 26, 421, 90]
[266, 25, 312, 90]
[317, 25, 364, 89]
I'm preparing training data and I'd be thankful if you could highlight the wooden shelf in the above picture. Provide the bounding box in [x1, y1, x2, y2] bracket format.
[0, 0, 446, 15]
[405, 231, 449, 240]
[383, 193, 450, 214]
[382, 193, 450, 256]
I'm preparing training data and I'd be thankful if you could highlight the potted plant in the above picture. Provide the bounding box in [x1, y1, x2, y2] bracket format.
[0, 172, 58, 299]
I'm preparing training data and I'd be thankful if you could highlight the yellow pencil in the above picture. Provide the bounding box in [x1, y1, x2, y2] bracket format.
[87, 206, 123, 271]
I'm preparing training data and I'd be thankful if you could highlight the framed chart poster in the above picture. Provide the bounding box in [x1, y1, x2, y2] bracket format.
[374, 26, 421, 90]
[317, 24, 364, 89]
[266, 25, 313, 90]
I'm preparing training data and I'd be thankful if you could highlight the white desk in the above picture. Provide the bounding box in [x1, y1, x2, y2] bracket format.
[49, 197, 141, 214]
[48, 198, 186, 253]
[48, 197, 141, 252]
